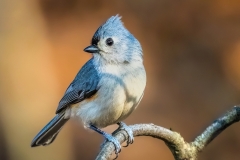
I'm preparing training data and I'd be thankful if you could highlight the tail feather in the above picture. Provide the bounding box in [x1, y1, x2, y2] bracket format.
[31, 111, 69, 147]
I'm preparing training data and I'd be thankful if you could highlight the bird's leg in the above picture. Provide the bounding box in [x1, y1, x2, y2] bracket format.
[89, 124, 121, 157]
[117, 122, 134, 147]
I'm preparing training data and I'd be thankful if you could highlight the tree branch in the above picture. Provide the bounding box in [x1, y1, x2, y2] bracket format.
[192, 106, 240, 152]
[96, 106, 240, 160]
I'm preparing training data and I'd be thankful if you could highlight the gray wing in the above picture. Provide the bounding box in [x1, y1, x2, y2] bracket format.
[56, 58, 100, 114]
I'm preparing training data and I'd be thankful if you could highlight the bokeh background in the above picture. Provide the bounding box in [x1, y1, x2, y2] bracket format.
[0, 0, 240, 159]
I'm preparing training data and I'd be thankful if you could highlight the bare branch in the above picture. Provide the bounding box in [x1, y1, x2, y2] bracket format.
[192, 106, 240, 152]
[95, 106, 240, 160]
[96, 124, 186, 160]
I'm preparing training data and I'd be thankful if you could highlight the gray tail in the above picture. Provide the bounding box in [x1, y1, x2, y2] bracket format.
[31, 111, 69, 147]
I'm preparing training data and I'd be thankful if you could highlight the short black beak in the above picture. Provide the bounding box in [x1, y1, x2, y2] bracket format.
[84, 45, 99, 53]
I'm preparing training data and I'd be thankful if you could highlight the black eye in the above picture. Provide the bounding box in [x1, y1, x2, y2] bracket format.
[106, 38, 114, 46]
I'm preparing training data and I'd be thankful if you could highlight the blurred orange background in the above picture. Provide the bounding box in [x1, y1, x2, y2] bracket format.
[0, 0, 240, 160]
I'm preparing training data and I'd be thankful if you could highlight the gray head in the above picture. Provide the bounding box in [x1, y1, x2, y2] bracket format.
[84, 15, 143, 64]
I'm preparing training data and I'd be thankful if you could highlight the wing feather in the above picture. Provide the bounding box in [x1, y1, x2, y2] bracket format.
[55, 59, 100, 113]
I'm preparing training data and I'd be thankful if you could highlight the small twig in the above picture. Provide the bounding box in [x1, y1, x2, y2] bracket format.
[96, 106, 240, 160]
[192, 106, 240, 152]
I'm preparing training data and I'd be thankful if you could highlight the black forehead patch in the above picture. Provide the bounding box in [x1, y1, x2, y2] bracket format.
[91, 36, 99, 46]
[91, 26, 101, 45]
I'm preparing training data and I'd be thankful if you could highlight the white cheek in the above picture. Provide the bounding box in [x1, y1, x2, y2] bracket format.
[98, 41, 106, 51]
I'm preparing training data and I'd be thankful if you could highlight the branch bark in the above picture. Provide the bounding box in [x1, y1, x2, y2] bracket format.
[96, 106, 240, 160]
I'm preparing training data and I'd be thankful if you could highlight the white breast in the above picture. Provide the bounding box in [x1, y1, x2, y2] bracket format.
[72, 62, 146, 129]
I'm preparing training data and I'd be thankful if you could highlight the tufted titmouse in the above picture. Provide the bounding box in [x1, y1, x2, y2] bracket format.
[31, 15, 146, 154]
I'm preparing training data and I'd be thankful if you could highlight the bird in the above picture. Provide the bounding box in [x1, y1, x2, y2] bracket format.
[31, 15, 146, 156]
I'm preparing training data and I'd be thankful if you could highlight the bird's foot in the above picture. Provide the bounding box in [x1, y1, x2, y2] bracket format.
[89, 124, 121, 159]
[102, 132, 121, 154]
[117, 122, 134, 147]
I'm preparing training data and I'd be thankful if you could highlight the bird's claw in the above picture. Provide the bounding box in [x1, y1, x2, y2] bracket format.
[117, 122, 134, 147]
[89, 124, 121, 159]
[102, 132, 121, 159]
